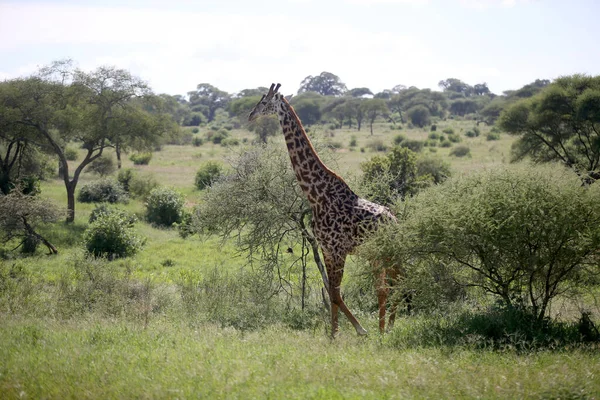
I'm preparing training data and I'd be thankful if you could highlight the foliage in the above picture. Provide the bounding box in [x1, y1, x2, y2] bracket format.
[77, 179, 128, 204]
[360, 146, 433, 204]
[486, 132, 500, 141]
[65, 147, 79, 161]
[393, 134, 406, 145]
[87, 154, 116, 177]
[369, 166, 600, 322]
[195, 161, 223, 190]
[0, 189, 62, 254]
[361, 98, 389, 135]
[416, 156, 451, 185]
[117, 168, 134, 193]
[83, 211, 144, 258]
[406, 105, 431, 127]
[298, 71, 347, 96]
[499, 74, 600, 183]
[449, 145, 471, 157]
[400, 139, 424, 153]
[187, 83, 230, 122]
[248, 115, 279, 143]
[89, 203, 137, 225]
[128, 172, 159, 199]
[290, 93, 323, 125]
[192, 143, 330, 303]
[145, 187, 185, 227]
[0, 61, 175, 221]
[129, 152, 152, 165]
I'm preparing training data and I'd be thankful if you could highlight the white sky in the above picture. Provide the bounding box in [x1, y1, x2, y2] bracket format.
[1, 0, 599, 96]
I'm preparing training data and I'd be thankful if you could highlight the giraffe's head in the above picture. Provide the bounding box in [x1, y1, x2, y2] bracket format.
[248, 83, 282, 122]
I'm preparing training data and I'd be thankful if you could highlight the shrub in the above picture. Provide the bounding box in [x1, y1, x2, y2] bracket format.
[88, 155, 116, 177]
[89, 203, 137, 226]
[145, 187, 185, 226]
[78, 179, 128, 204]
[440, 140, 452, 148]
[83, 212, 144, 258]
[65, 147, 79, 161]
[465, 126, 481, 138]
[430, 124, 437, 132]
[428, 132, 440, 140]
[129, 152, 152, 165]
[442, 127, 454, 134]
[221, 137, 240, 147]
[416, 156, 451, 184]
[406, 105, 431, 128]
[195, 162, 223, 190]
[486, 132, 501, 141]
[191, 127, 200, 134]
[326, 140, 343, 150]
[449, 145, 471, 157]
[349, 136, 357, 147]
[117, 168, 134, 193]
[393, 134, 407, 145]
[366, 139, 388, 152]
[447, 134, 462, 143]
[400, 139, 424, 153]
[208, 130, 228, 144]
[371, 165, 600, 322]
[192, 136, 204, 147]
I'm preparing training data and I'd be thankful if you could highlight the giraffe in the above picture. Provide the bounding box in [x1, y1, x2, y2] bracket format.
[249, 83, 399, 337]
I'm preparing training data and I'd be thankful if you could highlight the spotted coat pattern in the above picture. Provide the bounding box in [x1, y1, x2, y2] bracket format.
[249, 83, 397, 336]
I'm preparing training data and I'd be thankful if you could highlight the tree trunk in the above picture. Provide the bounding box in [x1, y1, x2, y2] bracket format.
[21, 215, 58, 255]
[116, 143, 122, 169]
[66, 182, 76, 223]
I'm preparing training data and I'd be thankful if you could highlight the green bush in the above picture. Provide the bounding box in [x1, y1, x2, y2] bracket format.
[428, 132, 440, 140]
[442, 127, 454, 134]
[430, 124, 437, 132]
[117, 168, 134, 192]
[349, 136, 357, 147]
[145, 187, 185, 226]
[83, 212, 144, 258]
[129, 152, 152, 165]
[449, 145, 471, 157]
[208, 130, 228, 144]
[88, 155, 116, 177]
[65, 147, 79, 161]
[486, 132, 501, 141]
[221, 137, 240, 147]
[407, 105, 431, 128]
[400, 139, 424, 153]
[440, 140, 452, 148]
[89, 204, 137, 226]
[366, 139, 388, 152]
[393, 134, 407, 145]
[191, 127, 200, 134]
[78, 179, 128, 204]
[192, 136, 204, 147]
[447, 134, 462, 143]
[371, 165, 600, 322]
[195, 162, 223, 190]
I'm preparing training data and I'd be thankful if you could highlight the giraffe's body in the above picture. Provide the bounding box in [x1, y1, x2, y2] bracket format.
[250, 84, 398, 336]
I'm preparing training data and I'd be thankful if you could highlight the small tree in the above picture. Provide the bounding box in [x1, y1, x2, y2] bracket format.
[88, 155, 116, 177]
[373, 165, 600, 322]
[0, 190, 63, 254]
[406, 105, 431, 128]
[195, 162, 223, 190]
[83, 211, 144, 259]
[145, 187, 185, 227]
[360, 99, 389, 135]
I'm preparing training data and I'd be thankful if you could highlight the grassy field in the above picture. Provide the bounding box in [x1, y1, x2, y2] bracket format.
[2, 120, 598, 399]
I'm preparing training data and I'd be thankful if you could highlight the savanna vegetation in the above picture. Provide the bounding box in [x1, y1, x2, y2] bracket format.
[1, 63, 600, 398]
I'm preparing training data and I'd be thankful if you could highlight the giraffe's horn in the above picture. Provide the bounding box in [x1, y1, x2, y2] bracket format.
[274, 83, 281, 93]
[267, 83, 276, 97]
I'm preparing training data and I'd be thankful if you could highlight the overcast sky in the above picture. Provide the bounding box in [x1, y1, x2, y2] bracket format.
[1, 0, 598, 97]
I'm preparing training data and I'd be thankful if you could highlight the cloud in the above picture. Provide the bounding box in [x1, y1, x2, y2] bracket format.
[0, 2, 437, 94]
[458, 0, 533, 9]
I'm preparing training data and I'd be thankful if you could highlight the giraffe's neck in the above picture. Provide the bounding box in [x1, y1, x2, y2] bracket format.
[276, 98, 355, 205]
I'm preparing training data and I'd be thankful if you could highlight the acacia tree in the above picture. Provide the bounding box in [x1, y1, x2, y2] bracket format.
[0, 189, 63, 254]
[0, 61, 171, 222]
[499, 74, 600, 183]
[192, 143, 331, 309]
[360, 98, 388, 135]
[187, 83, 230, 122]
[298, 72, 347, 96]
[366, 166, 600, 322]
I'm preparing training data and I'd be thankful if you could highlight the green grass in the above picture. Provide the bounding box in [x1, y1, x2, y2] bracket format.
[1, 317, 598, 399]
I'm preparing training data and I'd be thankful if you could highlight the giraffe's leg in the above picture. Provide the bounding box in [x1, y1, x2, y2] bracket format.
[325, 252, 367, 337]
[376, 269, 389, 334]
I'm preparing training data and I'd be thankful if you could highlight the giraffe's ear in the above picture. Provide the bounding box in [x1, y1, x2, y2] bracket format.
[285, 94, 294, 102]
